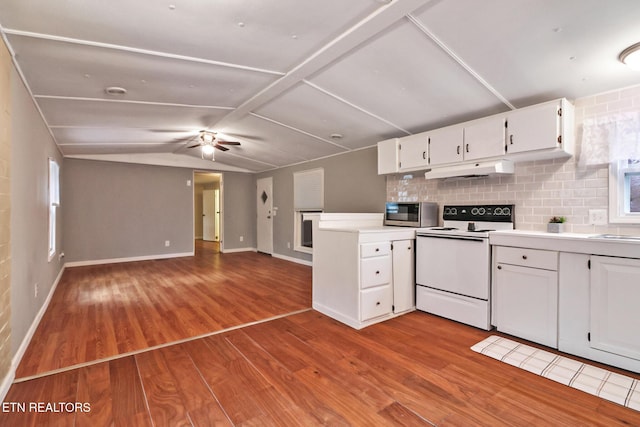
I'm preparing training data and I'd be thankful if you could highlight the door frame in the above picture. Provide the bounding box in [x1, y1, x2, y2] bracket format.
[193, 171, 224, 251]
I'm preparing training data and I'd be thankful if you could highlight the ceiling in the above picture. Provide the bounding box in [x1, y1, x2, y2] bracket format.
[1, 0, 640, 173]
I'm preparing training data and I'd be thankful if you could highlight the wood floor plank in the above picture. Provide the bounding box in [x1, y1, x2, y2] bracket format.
[109, 356, 150, 424]
[75, 363, 113, 427]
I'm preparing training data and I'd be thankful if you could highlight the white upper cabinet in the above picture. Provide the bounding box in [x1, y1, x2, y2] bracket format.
[398, 134, 429, 171]
[426, 125, 464, 166]
[505, 98, 574, 158]
[377, 138, 399, 174]
[463, 115, 507, 160]
[377, 98, 575, 175]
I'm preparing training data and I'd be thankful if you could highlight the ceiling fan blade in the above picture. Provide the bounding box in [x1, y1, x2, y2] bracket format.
[214, 144, 229, 151]
[222, 132, 264, 141]
[186, 143, 202, 149]
[216, 139, 241, 146]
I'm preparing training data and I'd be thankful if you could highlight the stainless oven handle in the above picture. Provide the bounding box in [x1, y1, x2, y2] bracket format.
[416, 234, 485, 243]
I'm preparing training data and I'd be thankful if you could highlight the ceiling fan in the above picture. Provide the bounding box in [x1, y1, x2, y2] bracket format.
[187, 130, 241, 153]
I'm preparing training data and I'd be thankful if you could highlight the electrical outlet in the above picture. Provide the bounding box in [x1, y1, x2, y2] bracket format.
[34, 283, 38, 299]
[186, 179, 192, 187]
[589, 209, 607, 225]
[240, 236, 244, 242]
[165, 240, 170, 247]
[287, 242, 291, 249]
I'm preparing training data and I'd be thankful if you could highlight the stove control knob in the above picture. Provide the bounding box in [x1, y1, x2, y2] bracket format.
[478, 207, 486, 215]
[471, 208, 479, 215]
[503, 207, 511, 216]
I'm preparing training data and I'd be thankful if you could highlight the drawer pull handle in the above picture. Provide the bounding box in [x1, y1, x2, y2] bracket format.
[375, 248, 380, 252]
[522, 255, 528, 260]
[497, 265, 502, 270]
[375, 271, 380, 275]
[376, 302, 381, 306]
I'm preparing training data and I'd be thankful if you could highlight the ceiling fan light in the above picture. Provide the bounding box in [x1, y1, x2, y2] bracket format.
[202, 144, 215, 155]
[620, 42, 640, 70]
[201, 131, 215, 143]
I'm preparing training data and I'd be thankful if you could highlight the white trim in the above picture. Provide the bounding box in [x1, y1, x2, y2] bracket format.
[3, 265, 66, 402]
[64, 252, 193, 268]
[0, 369, 14, 404]
[220, 247, 257, 254]
[14, 308, 312, 383]
[609, 160, 640, 224]
[272, 253, 313, 267]
[4, 29, 284, 77]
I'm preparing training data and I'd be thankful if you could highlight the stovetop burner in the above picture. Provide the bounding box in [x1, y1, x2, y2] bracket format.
[418, 204, 515, 238]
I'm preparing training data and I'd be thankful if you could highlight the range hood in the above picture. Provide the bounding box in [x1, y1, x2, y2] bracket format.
[424, 159, 514, 179]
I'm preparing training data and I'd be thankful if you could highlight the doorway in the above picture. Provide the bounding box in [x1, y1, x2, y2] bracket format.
[194, 172, 223, 251]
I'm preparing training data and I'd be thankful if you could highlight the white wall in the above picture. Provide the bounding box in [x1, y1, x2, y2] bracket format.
[10, 66, 64, 358]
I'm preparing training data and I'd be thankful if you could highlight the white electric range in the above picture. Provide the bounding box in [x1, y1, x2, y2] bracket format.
[415, 204, 515, 330]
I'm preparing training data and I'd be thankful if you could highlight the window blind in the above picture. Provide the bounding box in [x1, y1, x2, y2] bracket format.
[294, 168, 324, 210]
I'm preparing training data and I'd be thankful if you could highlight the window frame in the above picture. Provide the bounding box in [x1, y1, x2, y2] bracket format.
[48, 158, 60, 261]
[609, 159, 640, 224]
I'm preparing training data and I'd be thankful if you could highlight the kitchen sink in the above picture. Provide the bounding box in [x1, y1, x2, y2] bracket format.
[589, 234, 640, 241]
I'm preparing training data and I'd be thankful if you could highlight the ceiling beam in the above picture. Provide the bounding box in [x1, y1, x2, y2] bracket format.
[212, 0, 437, 131]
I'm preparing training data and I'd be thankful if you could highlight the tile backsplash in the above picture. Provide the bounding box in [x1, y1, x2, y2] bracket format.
[386, 84, 640, 236]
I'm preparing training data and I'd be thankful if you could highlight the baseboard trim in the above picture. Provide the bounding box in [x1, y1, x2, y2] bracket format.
[221, 247, 256, 254]
[272, 253, 312, 267]
[64, 252, 194, 267]
[0, 368, 14, 404]
[3, 265, 66, 402]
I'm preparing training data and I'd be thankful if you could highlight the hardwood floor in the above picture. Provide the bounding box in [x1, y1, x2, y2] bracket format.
[15, 240, 311, 379]
[3, 242, 640, 425]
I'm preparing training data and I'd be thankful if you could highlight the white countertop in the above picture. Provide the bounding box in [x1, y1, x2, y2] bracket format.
[489, 229, 640, 258]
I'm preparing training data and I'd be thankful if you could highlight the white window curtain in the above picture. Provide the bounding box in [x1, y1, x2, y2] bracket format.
[579, 111, 640, 167]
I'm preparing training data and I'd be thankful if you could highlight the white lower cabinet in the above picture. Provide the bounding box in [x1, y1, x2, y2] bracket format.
[312, 224, 415, 329]
[559, 253, 640, 372]
[590, 256, 640, 360]
[493, 246, 558, 348]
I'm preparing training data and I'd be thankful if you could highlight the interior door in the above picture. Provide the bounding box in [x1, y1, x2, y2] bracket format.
[256, 177, 273, 254]
[202, 189, 216, 241]
[214, 189, 220, 241]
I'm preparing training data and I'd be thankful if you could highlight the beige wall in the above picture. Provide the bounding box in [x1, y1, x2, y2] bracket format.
[0, 38, 11, 390]
[387, 85, 640, 236]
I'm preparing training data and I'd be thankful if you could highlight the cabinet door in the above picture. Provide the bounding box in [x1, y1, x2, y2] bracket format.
[590, 256, 640, 360]
[377, 138, 399, 174]
[398, 134, 429, 171]
[392, 239, 414, 313]
[506, 100, 561, 154]
[427, 125, 464, 166]
[463, 115, 506, 160]
[495, 263, 558, 348]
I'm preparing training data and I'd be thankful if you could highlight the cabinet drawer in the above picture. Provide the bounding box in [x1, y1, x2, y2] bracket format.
[361, 285, 393, 321]
[360, 256, 392, 289]
[361, 242, 391, 258]
[495, 246, 558, 271]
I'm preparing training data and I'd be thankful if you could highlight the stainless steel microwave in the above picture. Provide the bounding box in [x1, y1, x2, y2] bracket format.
[384, 202, 438, 227]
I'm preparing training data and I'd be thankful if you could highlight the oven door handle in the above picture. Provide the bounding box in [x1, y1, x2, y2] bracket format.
[417, 234, 485, 243]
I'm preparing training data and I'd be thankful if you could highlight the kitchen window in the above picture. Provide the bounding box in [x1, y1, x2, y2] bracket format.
[48, 158, 60, 261]
[580, 111, 640, 224]
[610, 159, 640, 223]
